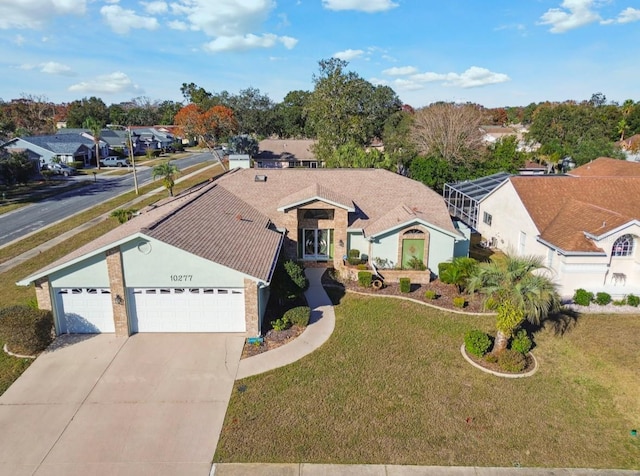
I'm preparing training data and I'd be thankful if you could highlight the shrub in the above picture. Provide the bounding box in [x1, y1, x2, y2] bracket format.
[627, 294, 640, 307]
[595, 292, 612, 306]
[613, 299, 626, 306]
[399, 277, 411, 293]
[284, 260, 308, 291]
[405, 256, 426, 271]
[573, 288, 593, 306]
[347, 257, 362, 266]
[270, 316, 291, 331]
[510, 329, 532, 355]
[438, 262, 452, 280]
[424, 290, 438, 299]
[283, 306, 311, 327]
[348, 249, 360, 259]
[464, 330, 491, 357]
[0, 305, 54, 355]
[358, 271, 372, 288]
[497, 349, 526, 373]
[452, 297, 466, 308]
[70, 161, 84, 169]
[356, 264, 368, 270]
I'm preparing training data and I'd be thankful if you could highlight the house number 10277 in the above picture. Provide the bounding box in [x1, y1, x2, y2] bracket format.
[170, 274, 193, 282]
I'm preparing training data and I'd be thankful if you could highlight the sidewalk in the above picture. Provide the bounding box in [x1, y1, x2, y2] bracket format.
[236, 268, 335, 379]
[211, 463, 638, 475]
[0, 162, 221, 275]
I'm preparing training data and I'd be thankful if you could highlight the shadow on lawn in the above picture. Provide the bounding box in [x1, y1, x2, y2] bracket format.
[527, 308, 580, 337]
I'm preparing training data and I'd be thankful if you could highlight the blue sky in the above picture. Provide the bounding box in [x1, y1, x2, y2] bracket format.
[0, 0, 639, 108]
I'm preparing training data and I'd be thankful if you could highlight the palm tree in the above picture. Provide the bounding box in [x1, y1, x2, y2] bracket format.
[467, 254, 560, 354]
[84, 117, 102, 170]
[152, 160, 180, 197]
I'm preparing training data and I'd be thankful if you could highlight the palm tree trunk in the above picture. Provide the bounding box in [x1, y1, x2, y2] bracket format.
[492, 330, 509, 354]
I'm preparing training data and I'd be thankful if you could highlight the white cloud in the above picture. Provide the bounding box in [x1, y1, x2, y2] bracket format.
[405, 66, 510, 89]
[0, 0, 86, 29]
[40, 61, 74, 76]
[167, 20, 188, 30]
[203, 33, 297, 53]
[333, 49, 364, 61]
[392, 78, 425, 91]
[615, 7, 640, 24]
[68, 72, 142, 95]
[322, 0, 398, 13]
[538, 0, 601, 33]
[101, 5, 160, 34]
[141, 1, 168, 15]
[13, 34, 26, 46]
[171, 0, 275, 37]
[383, 66, 418, 76]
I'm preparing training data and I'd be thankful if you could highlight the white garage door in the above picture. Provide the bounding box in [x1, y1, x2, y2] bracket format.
[128, 288, 246, 333]
[55, 288, 115, 334]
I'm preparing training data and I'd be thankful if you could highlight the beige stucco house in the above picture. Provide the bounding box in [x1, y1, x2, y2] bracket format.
[475, 157, 640, 298]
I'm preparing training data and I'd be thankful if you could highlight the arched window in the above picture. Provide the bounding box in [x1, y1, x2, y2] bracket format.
[403, 229, 424, 236]
[612, 234, 634, 257]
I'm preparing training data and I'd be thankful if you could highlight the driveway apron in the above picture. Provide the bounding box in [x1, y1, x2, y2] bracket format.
[0, 333, 244, 476]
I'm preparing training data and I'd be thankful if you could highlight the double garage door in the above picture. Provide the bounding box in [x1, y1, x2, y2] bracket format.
[55, 287, 245, 334]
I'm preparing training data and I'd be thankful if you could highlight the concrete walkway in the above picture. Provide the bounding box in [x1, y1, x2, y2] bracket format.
[211, 463, 638, 475]
[236, 267, 335, 379]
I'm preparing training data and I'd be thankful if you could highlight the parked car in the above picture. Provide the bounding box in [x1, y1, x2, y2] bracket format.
[41, 163, 78, 176]
[100, 156, 130, 167]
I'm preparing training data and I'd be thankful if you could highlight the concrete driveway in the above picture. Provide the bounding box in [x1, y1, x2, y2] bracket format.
[0, 333, 245, 476]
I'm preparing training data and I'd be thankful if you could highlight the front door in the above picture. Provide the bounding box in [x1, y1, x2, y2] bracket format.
[304, 229, 330, 260]
[402, 239, 425, 268]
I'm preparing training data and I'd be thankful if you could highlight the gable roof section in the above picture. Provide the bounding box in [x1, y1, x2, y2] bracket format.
[569, 157, 640, 177]
[216, 168, 459, 237]
[364, 204, 460, 238]
[20, 182, 282, 285]
[20, 134, 94, 154]
[256, 139, 316, 161]
[277, 183, 355, 212]
[510, 175, 640, 252]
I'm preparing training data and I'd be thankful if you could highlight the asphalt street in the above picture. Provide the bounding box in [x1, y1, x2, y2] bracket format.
[0, 152, 216, 248]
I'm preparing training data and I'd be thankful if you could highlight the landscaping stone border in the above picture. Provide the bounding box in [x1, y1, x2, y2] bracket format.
[460, 344, 538, 378]
[3, 343, 36, 359]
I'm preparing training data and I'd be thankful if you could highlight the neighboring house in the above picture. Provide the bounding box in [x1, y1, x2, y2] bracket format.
[518, 161, 547, 175]
[617, 133, 640, 162]
[19, 168, 469, 338]
[474, 157, 640, 298]
[2, 134, 96, 167]
[254, 139, 319, 168]
[228, 154, 251, 169]
[129, 126, 176, 154]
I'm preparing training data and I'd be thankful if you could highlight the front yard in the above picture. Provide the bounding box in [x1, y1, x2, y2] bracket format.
[215, 293, 640, 469]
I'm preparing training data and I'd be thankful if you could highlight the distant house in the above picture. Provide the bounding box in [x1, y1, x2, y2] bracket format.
[254, 139, 319, 168]
[474, 157, 640, 298]
[2, 134, 97, 167]
[617, 133, 640, 162]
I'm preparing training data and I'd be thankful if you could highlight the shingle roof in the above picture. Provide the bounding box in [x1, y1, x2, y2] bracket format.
[256, 139, 316, 161]
[24, 182, 282, 283]
[510, 173, 640, 252]
[569, 157, 640, 177]
[216, 168, 460, 237]
[277, 183, 354, 211]
[22, 134, 94, 154]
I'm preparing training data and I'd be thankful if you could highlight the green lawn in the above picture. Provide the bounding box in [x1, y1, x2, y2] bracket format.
[215, 293, 640, 469]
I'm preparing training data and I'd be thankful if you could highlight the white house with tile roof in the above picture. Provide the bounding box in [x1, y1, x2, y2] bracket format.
[19, 168, 469, 337]
[475, 157, 640, 298]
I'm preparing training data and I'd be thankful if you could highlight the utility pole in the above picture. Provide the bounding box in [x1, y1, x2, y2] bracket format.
[128, 127, 139, 195]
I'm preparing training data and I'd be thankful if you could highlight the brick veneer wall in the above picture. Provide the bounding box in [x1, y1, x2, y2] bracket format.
[34, 277, 52, 311]
[105, 247, 129, 337]
[244, 278, 258, 336]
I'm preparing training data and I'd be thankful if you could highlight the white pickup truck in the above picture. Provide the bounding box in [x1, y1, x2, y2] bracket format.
[100, 156, 130, 167]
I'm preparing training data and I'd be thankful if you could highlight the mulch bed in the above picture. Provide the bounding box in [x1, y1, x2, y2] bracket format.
[323, 270, 487, 314]
[241, 325, 305, 359]
[463, 346, 536, 375]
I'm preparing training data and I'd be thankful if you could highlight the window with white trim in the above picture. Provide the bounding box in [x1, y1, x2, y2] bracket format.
[611, 234, 634, 257]
[482, 212, 492, 226]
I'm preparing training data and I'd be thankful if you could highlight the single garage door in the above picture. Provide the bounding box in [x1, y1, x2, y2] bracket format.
[55, 288, 115, 334]
[128, 287, 246, 333]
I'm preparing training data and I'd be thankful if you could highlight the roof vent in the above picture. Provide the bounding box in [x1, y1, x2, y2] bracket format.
[255, 175, 267, 182]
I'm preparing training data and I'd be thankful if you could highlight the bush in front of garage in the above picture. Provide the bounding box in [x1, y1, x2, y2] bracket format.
[0, 305, 54, 355]
[284, 306, 311, 328]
